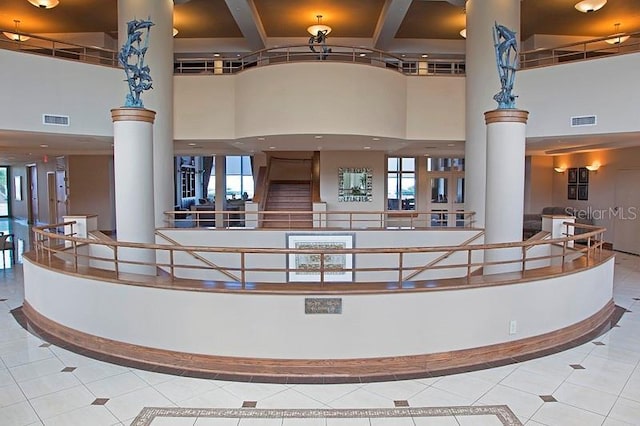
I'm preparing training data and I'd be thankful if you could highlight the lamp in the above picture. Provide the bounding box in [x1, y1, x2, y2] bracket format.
[459, 28, 466, 38]
[605, 23, 629, 45]
[307, 15, 331, 36]
[554, 167, 566, 173]
[3, 20, 30, 42]
[585, 162, 600, 172]
[27, 0, 60, 8]
[172, 27, 178, 37]
[574, 0, 606, 13]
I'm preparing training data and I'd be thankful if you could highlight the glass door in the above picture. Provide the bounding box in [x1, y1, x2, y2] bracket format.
[0, 167, 9, 217]
[426, 158, 464, 226]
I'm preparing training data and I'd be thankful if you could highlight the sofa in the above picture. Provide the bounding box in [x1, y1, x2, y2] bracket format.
[523, 206, 593, 237]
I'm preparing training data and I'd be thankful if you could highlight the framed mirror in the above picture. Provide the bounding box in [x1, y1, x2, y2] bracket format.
[338, 167, 372, 202]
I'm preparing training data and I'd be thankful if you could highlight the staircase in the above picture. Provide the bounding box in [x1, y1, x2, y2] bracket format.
[263, 181, 312, 228]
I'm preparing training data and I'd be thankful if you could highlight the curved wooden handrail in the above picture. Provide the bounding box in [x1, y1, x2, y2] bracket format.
[30, 219, 607, 291]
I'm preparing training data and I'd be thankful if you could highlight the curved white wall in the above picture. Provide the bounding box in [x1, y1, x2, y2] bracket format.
[233, 62, 407, 139]
[2, 49, 639, 142]
[24, 256, 613, 359]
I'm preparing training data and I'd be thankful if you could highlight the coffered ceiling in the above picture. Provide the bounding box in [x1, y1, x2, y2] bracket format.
[0, 0, 639, 163]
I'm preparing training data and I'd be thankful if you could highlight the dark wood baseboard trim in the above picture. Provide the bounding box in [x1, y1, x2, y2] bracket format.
[20, 299, 618, 384]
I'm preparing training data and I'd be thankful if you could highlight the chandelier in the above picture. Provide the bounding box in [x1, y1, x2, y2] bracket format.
[574, 0, 606, 13]
[3, 20, 30, 42]
[307, 15, 331, 36]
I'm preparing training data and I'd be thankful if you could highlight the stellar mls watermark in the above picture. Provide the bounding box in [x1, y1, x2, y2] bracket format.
[571, 207, 638, 221]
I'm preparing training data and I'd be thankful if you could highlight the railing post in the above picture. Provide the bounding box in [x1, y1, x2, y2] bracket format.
[398, 252, 403, 288]
[521, 245, 526, 272]
[467, 249, 472, 282]
[320, 252, 325, 287]
[114, 245, 119, 277]
[73, 239, 78, 271]
[169, 248, 175, 279]
[241, 252, 246, 289]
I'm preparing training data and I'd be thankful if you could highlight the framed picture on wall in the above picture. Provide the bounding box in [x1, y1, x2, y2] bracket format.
[286, 233, 355, 282]
[578, 167, 589, 183]
[14, 176, 22, 201]
[578, 184, 589, 201]
[568, 168, 578, 184]
[568, 184, 577, 200]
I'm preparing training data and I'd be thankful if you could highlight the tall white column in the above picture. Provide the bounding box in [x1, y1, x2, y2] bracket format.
[111, 108, 157, 275]
[464, 0, 520, 228]
[118, 0, 174, 228]
[484, 109, 528, 275]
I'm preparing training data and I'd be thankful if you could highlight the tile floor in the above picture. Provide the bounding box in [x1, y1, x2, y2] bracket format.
[0, 219, 639, 425]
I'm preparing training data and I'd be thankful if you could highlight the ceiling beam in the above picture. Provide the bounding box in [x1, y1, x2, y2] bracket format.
[373, 0, 413, 51]
[223, 0, 266, 51]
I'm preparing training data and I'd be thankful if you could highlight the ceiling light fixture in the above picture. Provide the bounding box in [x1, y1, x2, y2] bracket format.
[554, 167, 566, 173]
[27, 0, 59, 9]
[459, 28, 467, 38]
[307, 15, 331, 36]
[605, 23, 629, 45]
[574, 0, 606, 13]
[172, 28, 178, 37]
[3, 20, 30, 42]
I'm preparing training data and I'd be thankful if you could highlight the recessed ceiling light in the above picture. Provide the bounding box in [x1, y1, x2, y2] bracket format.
[447, 143, 455, 147]
[359, 53, 366, 57]
[421, 54, 428, 58]
[39, 144, 48, 148]
[269, 146, 276, 149]
[213, 53, 220, 57]
[314, 135, 323, 139]
[188, 143, 197, 146]
[257, 137, 265, 141]
[372, 137, 380, 141]
[363, 146, 371, 150]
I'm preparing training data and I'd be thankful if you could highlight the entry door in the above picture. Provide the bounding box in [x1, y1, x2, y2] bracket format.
[55, 170, 67, 221]
[27, 165, 38, 224]
[614, 170, 640, 254]
[426, 174, 465, 226]
[47, 172, 57, 224]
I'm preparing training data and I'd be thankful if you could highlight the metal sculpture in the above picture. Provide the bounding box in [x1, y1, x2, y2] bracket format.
[118, 18, 154, 108]
[492, 22, 518, 109]
[308, 29, 332, 60]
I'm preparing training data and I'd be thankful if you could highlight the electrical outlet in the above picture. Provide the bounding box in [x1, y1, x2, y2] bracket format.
[509, 320, 517, 335]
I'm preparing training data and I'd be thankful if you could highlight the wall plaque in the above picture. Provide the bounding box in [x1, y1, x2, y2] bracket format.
[305, 298, 342, 314]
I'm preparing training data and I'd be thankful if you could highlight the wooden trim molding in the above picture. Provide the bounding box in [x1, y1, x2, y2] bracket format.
[484, 109, 529, 124]
[111, 107, 156, 123]
[21, 299, 616, 383]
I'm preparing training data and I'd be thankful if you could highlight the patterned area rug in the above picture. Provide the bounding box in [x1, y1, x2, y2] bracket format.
[131, 406, 523, 425]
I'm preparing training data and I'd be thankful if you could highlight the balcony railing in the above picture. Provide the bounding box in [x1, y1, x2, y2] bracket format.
[31, 219, 606, 289]
[2, 28, 638, 74]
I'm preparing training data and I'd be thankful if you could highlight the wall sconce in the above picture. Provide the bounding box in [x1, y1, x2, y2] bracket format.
[585, 162, 600, 172]
[554, 167, 566, 173]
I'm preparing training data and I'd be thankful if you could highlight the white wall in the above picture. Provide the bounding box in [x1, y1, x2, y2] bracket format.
[550, 146, 640, 243]
[405, 76, 465, 141]
[519, 52, 640, 138]
[67, 155, 115, 231]
[155, 228, 484, 282]
[0, 50, 121, 136]
[319, 150, 386, 212]
[524, 155, 554, 214]
[3, 49, 639, 143]
[24, 255, 614, 359]
[234, 63, 407, 139]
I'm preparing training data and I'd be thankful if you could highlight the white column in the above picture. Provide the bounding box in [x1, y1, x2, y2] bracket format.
[111, 108, 156, 275]
[484, 109, 528, 275]
[118, 0, 174, 228]
[464, 0, 521, 228]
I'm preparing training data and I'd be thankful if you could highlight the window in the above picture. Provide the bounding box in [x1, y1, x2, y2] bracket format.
[225, 156, 254, 201]
[387, 157, 415, 210]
